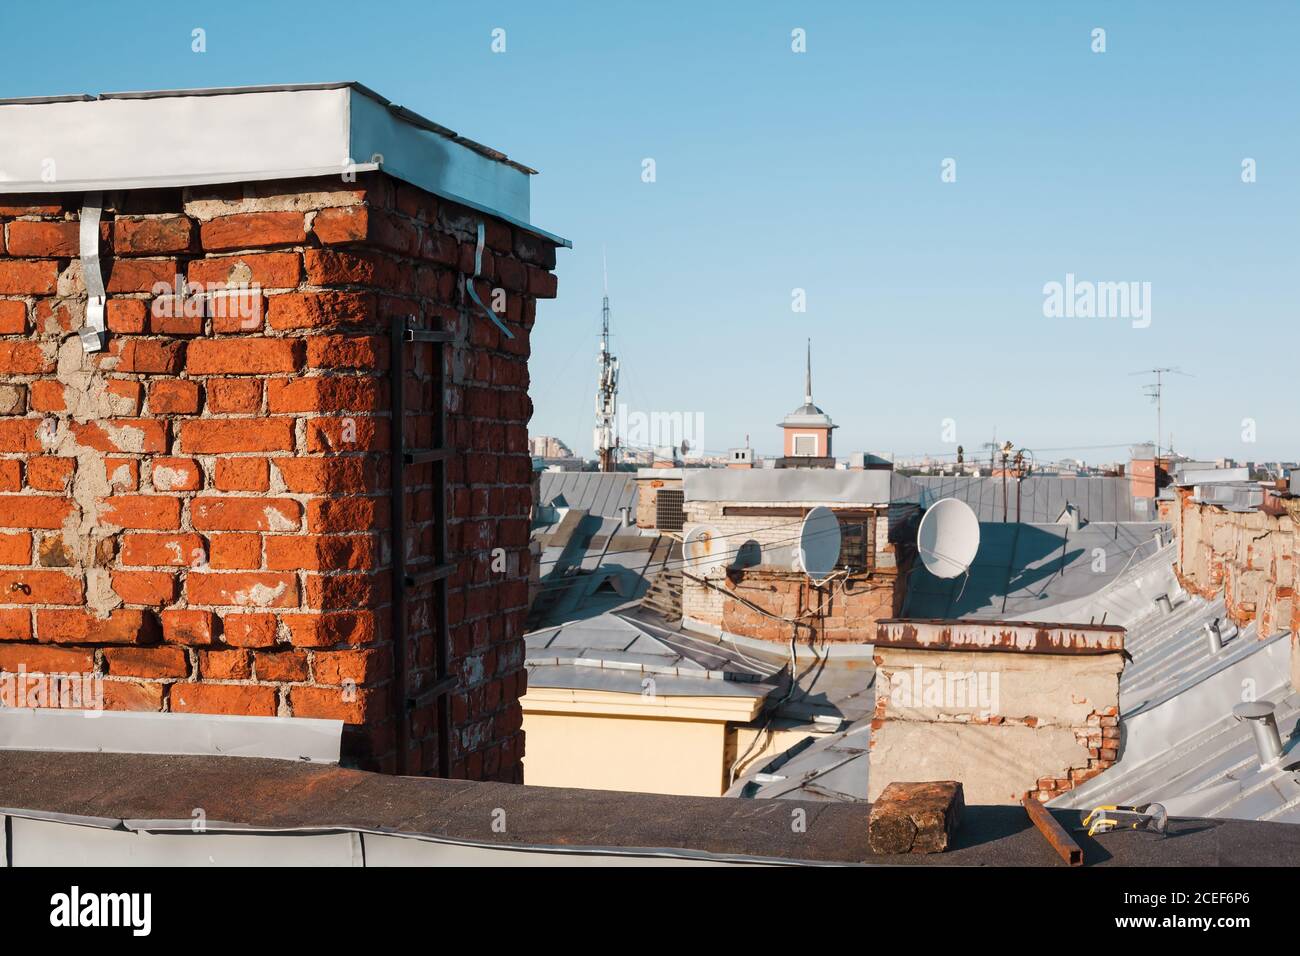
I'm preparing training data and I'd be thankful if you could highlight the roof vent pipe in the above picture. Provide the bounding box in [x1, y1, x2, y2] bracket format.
[619, 506, 633, 527]
[1154, 593, 1173, 615]
[1232, 701, 1283, 768]
[1204, 620, 1223, 654]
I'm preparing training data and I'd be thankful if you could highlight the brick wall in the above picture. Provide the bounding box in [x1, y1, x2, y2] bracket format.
[1171, 487, 1299, 691]
[680, 499, 913, 643]
[0, 172, 559, 781]
[870, 620, 1125, 805]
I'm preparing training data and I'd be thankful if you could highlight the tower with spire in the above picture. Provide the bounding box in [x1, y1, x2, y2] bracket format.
[778, 339, 836, 463]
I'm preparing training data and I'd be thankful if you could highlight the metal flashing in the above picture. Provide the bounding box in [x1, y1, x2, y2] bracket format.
[0, 83, 568, 246]
[0, 707, 342, 763]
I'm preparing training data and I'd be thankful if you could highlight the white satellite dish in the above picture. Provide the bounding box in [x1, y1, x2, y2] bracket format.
[916, 498, 980, 579]
[797, 506, 841, 583]
[683, 525, 728, 574]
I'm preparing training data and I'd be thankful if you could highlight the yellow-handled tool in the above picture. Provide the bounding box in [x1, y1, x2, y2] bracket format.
[1082, 803, 1168, 837]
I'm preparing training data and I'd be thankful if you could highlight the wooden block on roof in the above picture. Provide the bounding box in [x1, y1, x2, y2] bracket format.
[868, 780, 964, 855]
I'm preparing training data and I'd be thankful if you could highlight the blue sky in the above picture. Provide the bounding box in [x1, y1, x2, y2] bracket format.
[3, 1, 1297, 462]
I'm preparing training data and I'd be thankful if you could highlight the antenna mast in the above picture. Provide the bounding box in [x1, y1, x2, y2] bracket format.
[1132, 366, 1189, 460]
[594, 248, 620, 472]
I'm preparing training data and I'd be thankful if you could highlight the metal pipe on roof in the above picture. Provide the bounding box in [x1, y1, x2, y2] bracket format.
[1204, 620, 1223, 654]
[1233, 701, 1284, 768]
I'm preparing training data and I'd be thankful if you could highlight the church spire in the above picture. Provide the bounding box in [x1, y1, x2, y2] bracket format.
[804, 338, 813, 405]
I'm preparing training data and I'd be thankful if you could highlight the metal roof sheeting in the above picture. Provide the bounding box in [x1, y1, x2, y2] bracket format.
[904, 521, 1168, 620]
[537, 471, 637, 518]
[913, 476, 1150, 523]
[0, 83, 569, 246]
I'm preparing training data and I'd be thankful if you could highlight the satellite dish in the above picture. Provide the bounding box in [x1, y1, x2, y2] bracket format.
[797, 506, 841, 582]
[683, 525, 727, 574]
[916, 498, 980, 579]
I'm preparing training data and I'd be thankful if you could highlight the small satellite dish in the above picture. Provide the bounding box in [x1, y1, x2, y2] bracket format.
[683, 525, 727, 574]
[797, 506, 841, 582]
[916, 498, 980, 579]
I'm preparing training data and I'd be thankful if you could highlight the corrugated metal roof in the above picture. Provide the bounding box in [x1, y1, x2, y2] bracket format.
[526, 610, 781, 697]
[913, 476, 1151, 522]
[1049, 551, 1300, 824]
[529, 511, 673, 629]
[537, 471, 637, 519]
[904, 521, 1168, 619]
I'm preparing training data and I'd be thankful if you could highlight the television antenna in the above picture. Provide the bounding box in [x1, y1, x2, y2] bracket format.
[1129, 367, 1192, 459]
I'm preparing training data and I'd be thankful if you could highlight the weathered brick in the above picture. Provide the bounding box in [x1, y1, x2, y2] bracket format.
[150, 457, 201, 491]
[290, 684, 384, 724]
[26, 457, 75, 493]
[111, 570, 178, 606]
[5, 220, 78, 257]
[170, 682, 276, 717]
[0, 341, 54, 374]
[106, 258, 178, 294]
[161, 609, 217, 645]
[186, 571, 299, 608]
[266, 534, 375, 571]
[0, 496, 75, 528]
[191, 496, 300, 532]
[189, 252, 300, 290]
[180, 418, 294, 453]
[119, 532, 205, 568]
[267, 291, 377, 331]
[213, 458, 269, 492]
[0, 300, 27, 334]
[208, 533, 262, 569]
[198, 648, 252, 680]
[106, 298, 148, 334]
[201, 211, 306, 251]
[266, 376, 383, 413]
[113, 339, 186, 374]
[104, 645, 189, 678]
[186, 338, 302, 374]
[0, 261, 59, 294]
[113, 216, 195, 254]
[147, 379, 201, 414]
[38, 608, 156, 644]
[68, 419, 168, 454]
[220, 613, 277, 648]
[0, 532, 32, 564]
[254, 649, 309, 682]
[101, 495, 181, 530]
[205, 378, 262, 413]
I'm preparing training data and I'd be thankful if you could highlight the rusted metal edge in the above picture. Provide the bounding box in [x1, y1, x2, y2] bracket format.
[875, 619, 1125, 656]
[1021, 795, 1083, 866]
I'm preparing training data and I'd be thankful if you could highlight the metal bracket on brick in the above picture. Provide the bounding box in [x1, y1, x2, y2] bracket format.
[466, 220, 514, 340]
[78, 192, 107, 353]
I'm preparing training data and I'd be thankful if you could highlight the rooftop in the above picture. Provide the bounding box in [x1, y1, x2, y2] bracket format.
[5, 748, 1298, 866]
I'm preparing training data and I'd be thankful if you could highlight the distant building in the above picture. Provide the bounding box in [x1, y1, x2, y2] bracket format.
[529, 435, 576, 459]
[777, 340, 836, 468]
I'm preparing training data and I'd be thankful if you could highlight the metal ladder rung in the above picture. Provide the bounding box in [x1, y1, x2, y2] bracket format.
[405, 329, 453, 343]
[407, 675, 460, 711]
[403, 448, 453, 465]
[404, 563, 456, 588]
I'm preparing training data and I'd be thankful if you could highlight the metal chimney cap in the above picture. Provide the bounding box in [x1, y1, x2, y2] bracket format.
[1233, 700, 1276, 721]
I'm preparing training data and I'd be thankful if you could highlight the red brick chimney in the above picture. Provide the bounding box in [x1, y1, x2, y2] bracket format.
[0, 88, 564, 782]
